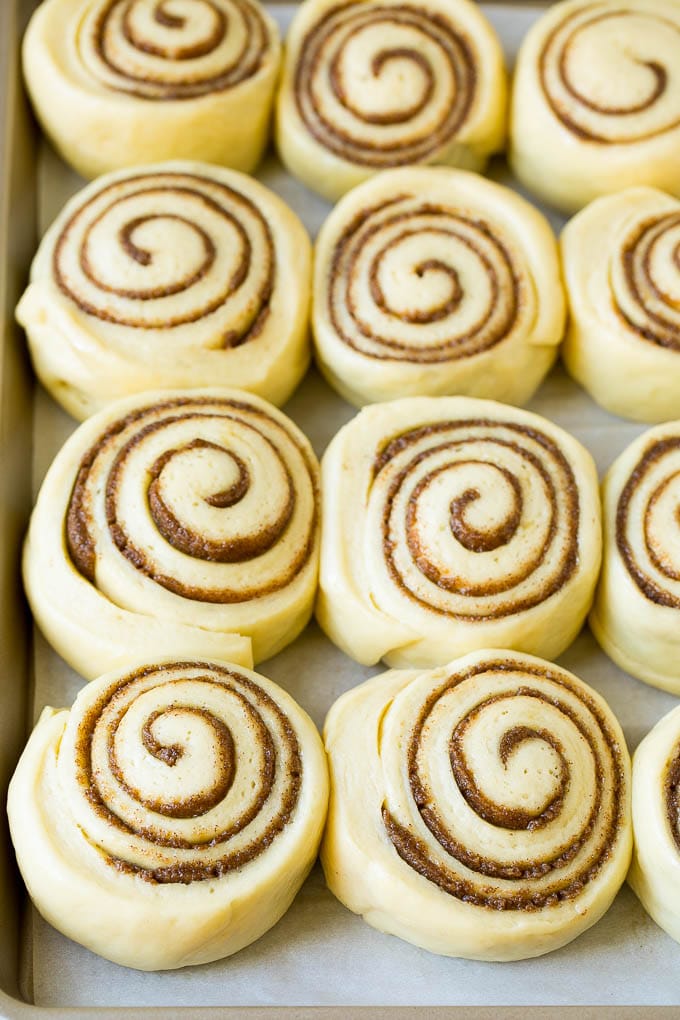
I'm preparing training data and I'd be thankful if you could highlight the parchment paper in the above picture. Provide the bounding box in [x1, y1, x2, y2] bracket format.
[20, 4, 680, 1007]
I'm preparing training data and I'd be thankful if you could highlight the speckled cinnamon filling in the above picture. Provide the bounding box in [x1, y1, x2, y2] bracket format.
[384, 658, 627, 910]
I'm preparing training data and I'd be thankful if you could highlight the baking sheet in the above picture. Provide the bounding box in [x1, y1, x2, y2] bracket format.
[18, 2, 680, 1008]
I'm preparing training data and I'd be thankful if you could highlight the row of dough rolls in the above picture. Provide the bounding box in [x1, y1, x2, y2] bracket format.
[26, 385, 603, 685]
[23, 0, 507, 193]
[15, 383, 680, 966]
[20, 156, 680, 426]
[10, 645, 680, 968]
[19, 646, 670, 968]
[23, 0, 680, 213]
[17, 161, 565, 418]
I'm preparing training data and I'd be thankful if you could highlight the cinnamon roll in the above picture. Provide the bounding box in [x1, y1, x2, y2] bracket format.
[590, 422, 680, 693]
[23, 389, 320, 679]
[510, 0, 680, 213]
[16, 163, 311, 420]
[7, 659, 329, 970]
[562, 187, 680, 422]
[629, 704, 680, 946]
[313, 167, 565, 407]
[275, 0, 507, 202]
[322, 649, 632, 960]
[317, 396, 601, 668]
[22, 0, 281, 177]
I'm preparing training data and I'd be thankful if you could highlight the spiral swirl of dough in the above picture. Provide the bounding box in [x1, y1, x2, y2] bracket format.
[16, 164, 311, 420]
[591, 422, 680, 691]
[322, 649, 632, 960]
[510, 0, 680, 213]
[629, 704, 680, 946]
[539, 3, 680, 143]
[294, 2, 477, 167]
[7, 659, 329, 970]
[562, 187, 680, 422]
[22, 0, 281, 177]
[23, 389, 320, 679]
[313, 167, 564, 406]
[83, 0, 272, 99]
[275, 0, 506, 201]
[317, 397, 601, 668]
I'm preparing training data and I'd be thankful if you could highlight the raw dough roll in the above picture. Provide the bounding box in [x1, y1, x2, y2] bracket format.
[313, 167, 565, 407]
[16, 163, 312, 421]
[322, 649, 632, 960]
[275, 0, 507, 202]
[7, 658, 329, 970]
[590, 422, 680, 693]
[562, 187, 680, 422]
[317, 396, 601, 668]
[22, 0, 281, 178]
[24, 389, 320, 678]
[510, 0, 680, 214]
[629, 703, 680, 945]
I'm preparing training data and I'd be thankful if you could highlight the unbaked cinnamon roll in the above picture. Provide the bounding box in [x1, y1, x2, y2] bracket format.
[7, 658, 329, 970]
[22, 0, 281, 177]
[590, 422, 680, 692]
[629, 704, 680, 946]
[16, 163, 311, 420]
[313, 167, 565, 407]
[322, 649, 632, 960]
[24, 389, 320, 678]
[510, 0, 680, 213]
[562, 187, 680, 422]
[317, 396, 601, 668]
[275, 0, 507, 201]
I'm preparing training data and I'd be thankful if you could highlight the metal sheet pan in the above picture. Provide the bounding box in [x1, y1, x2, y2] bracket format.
[1, 1, 678, 1016]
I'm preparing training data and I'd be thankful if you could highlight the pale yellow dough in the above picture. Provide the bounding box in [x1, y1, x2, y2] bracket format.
[561, 187, 680, 423]
[629, 704, 680, 945]
[322, 648, 632, 960]
[276, 0, 507, 202]
[313, 167, 565, 407]
[24, 388, 320, 679]
[16, 162, 312, 421]
[590, 422, 680, 693]
[510, 0, 680, 214]
[7, 659, 329, 971]
[317, 396, 601, 668]
[22, 0, 281, 178]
